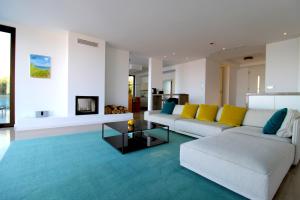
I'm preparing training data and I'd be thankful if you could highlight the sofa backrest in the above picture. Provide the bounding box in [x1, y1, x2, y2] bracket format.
[172, 105, 184, 115]
[172, 106, 276, 127]
[173, 105, 224, 121]
[242, 109, 275, 127]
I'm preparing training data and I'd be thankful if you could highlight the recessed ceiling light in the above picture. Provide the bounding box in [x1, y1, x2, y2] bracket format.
[164, 55, 167, 58]
[283, 32, 288, 36]
[244, 56, 254, 60]
[222, 47, 226, 51]
[209, 42, 215, 46]
[172, 52, 176, 56]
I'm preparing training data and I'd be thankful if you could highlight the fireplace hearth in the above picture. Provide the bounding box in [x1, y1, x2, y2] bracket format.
[76, 96, 99, 115]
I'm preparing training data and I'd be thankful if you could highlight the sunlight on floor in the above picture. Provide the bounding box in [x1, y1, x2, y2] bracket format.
[0, 109, 10, 124]
[0, 128, 11, 160]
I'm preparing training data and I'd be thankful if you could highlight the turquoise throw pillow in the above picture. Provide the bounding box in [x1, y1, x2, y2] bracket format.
[263, 108, 287, 134]
[161, 102, 176, 114]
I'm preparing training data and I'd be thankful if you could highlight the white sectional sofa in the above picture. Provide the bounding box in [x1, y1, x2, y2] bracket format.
[145, 105, 232, 138]
[144, 105, 300, 200]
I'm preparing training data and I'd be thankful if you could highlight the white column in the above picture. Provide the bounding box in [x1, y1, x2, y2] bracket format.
[148, 57, 163, 111]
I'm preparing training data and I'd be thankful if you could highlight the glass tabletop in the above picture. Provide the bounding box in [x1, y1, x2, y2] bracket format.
[103, 120, 167, 134]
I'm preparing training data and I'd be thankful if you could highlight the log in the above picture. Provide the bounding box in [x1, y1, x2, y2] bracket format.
[105, 105, 128, 114]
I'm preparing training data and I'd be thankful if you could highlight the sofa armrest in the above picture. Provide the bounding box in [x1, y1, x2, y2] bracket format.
[144, 110, 161, 120]
[292, 117, 300, 165]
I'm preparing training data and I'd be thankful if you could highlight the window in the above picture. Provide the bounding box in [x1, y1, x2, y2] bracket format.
[0, 24, 15, 127]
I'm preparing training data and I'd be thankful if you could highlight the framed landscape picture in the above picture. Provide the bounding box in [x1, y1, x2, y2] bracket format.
[30, 54, 51, 78]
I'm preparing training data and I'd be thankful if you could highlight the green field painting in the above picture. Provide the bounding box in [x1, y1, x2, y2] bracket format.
[30, 54, 51, 78]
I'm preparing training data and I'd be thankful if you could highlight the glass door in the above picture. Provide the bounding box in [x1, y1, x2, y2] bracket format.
[0, 24, 15, 127]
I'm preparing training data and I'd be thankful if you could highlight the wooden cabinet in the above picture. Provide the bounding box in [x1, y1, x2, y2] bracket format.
[152, 95, 162, 110]
[152, 93, 189, 110]
[128, 96, 140, 113]
[162, 94, 189, 105]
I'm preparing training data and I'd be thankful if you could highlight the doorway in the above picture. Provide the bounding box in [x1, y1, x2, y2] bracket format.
[128, 75, 135, 97]
[236, 65, 265, 106]
[0, 24, 15, 127]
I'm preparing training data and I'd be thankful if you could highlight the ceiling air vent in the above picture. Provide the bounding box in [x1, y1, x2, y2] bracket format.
[77, 38, 98, 47]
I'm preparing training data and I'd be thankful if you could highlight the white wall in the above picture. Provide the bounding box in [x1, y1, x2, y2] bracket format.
[163, 70, 175, 94]
[148, 58, 163, 90]
[13, 23, 69, 121]
[205, 59, 221, 105]
[221, 65, 230, 105]
[148, 58, 163, 110]
[299, 40, 300, 90]
[174, 59, 206, 103]
[105, 46, 129, 106]
[266, 37, 300, 92]
[228, 64, 238, 105]
[163, 70, 175, 81]
[0, 21, 134, 130]
[235, 67, 249, 106]
[68, 32, 106, 115]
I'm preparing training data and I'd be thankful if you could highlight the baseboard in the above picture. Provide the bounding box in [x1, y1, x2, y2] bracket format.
[14, 113, 133, 131]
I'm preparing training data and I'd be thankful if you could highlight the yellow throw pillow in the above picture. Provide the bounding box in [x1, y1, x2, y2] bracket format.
[181, 103, 199, 119]
[196, 104, 218, 122]
[219, 104, 247, 126]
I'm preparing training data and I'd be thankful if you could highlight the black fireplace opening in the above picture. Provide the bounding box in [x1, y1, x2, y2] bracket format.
[76, 96, 99, 115]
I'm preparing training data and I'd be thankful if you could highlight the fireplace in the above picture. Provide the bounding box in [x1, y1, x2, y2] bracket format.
[75, 96, 99, 115]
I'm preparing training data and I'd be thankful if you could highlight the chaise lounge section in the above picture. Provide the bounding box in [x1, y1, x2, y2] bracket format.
[180, 132, 295, 200]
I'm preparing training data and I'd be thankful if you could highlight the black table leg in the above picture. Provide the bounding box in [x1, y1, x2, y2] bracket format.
[167, 126, 170, 143]
[102, 123, 104, 138]
[122, 134, 124, 154]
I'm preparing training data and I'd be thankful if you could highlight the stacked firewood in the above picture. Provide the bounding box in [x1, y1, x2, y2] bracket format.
[105, 105, 129, 114]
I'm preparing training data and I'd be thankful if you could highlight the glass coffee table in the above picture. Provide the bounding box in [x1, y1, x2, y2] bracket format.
[102, 120, 169, 154]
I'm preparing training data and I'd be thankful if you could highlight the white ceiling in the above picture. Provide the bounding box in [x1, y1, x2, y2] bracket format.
[1, 0, 300, 66]
[208, 45, 266, 65]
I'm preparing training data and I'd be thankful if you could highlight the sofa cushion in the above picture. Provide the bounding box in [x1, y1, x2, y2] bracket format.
[242, 109, 275, 127]
[147, 113, 181, 129]
[219, 104, 247, 126]
[161, 101, 176, 114]
[277, 109, 300, 138]
[197, 106, 223, 122]
[172, 105, 184, 115]
[175, 119, 232, 137]
[216, 107, 223, 122]
[196, 104, 218, 122]
[224, 126, 292, 143]
[181, 104, 199, 119]
[263, 108, 287, 135]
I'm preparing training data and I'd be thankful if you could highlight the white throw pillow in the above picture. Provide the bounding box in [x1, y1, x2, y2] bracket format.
[216, 107, 223, 122]
[277, 109, 299, 138]
[172, 105, 184, 115]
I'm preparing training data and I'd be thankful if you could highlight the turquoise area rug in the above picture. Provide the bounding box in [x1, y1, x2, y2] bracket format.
[0, 129, 245, 200]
